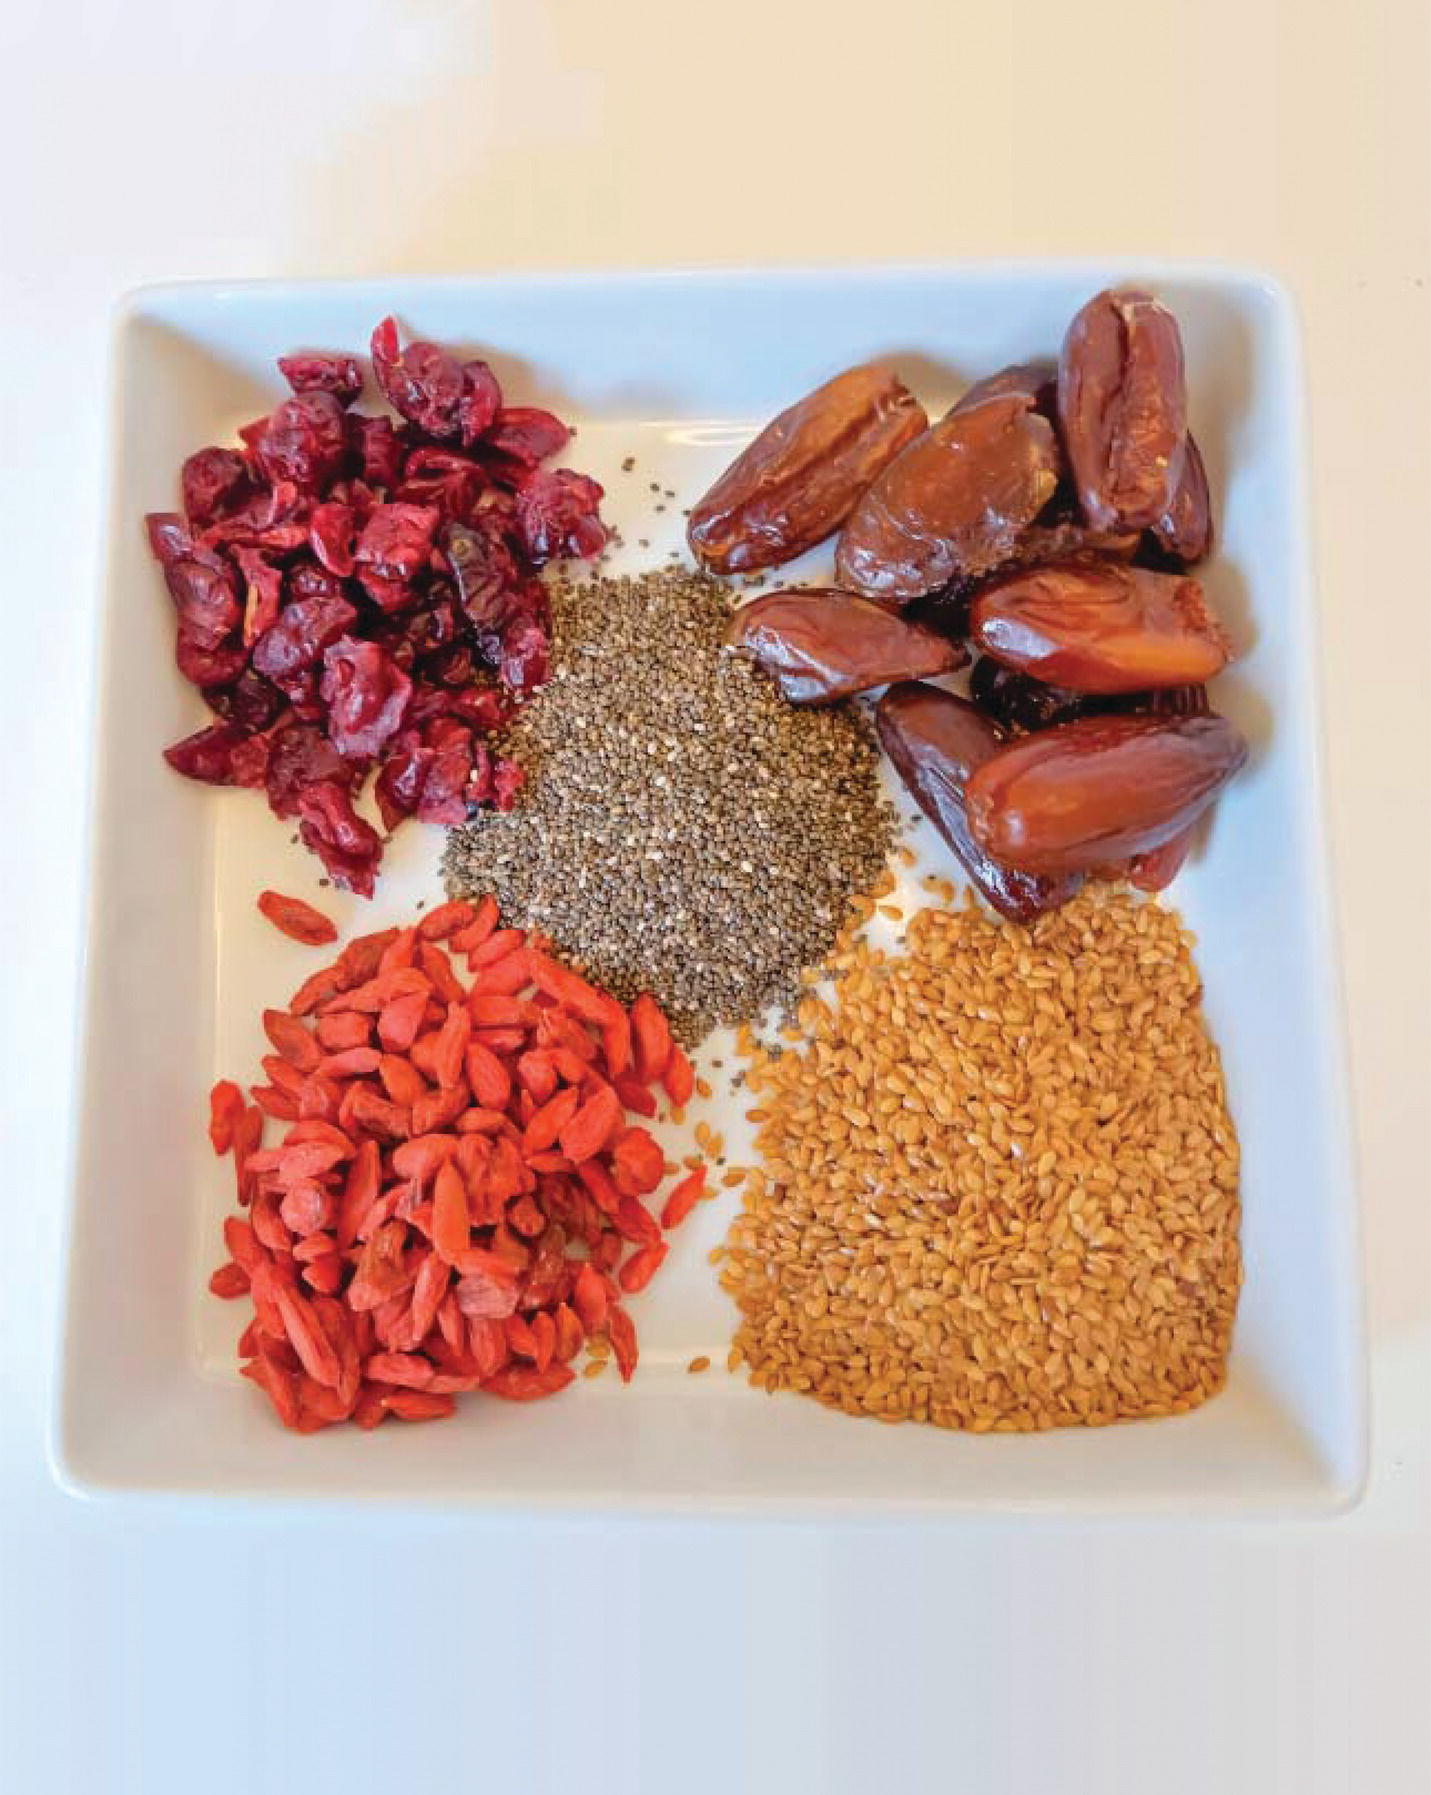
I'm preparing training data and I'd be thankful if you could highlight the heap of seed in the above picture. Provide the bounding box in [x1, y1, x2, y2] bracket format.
[720, 888, 1242, 1432]
[442, 568, 894, 1043]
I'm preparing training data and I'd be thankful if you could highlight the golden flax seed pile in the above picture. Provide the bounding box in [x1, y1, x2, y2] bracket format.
[720, 886, 1241, 1431]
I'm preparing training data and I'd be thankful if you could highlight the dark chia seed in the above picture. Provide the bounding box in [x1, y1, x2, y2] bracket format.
[442, 568, 894, 1045]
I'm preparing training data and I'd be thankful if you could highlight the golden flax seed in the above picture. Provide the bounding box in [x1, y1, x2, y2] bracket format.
[719, 888, 1241, 1433]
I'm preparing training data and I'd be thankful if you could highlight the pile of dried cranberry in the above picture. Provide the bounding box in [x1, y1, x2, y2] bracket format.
[147, 319, 608, 895]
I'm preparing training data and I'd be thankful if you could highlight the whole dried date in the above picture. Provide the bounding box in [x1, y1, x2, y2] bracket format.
[875, 682, 1081, 921]
[1151, 432, 1214, 565]
[728, 589, 964, 704]
[970, 561, 1232, 693]
[1058, 288, 1188, 532]
[965, 712, 1247, 873]
[687, 365, 927, 575]
[835, 370, 1061, 603]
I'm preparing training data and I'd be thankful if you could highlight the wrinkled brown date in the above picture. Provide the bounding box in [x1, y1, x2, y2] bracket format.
[1151, 432, 1214, 565]
[835, 369, 1062, 603]
[875, 682, 1081, 922]
[970, 560, 1232, 693]
[965, 711, 1247, 873]
[686, 364, 927, 574]
[728, 588, 964, 704]
[1058, 288, 1188, 533]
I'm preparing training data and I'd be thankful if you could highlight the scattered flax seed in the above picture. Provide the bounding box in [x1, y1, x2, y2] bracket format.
[720, 889, 1242, 1433]
[878, 903, 904, 921]
[621, 456, 636, 471]
[722, 1169, 746, 1188]
[687, 1356, 712, 1374]
[442, 568, 893, 1045]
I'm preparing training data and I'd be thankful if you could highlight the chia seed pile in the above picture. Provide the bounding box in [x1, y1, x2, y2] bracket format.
[442, 568, 894, 1043]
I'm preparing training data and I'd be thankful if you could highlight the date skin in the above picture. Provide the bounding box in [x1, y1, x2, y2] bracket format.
[970, 560, 1232, 693]
[965, 711, 1247, 873]
[728, 588, 964, 704]
[875, 683, 1081, 922]
[1058, 289, 1188, 533]
[687, 364, 927, 574]
[1151, 432, 1214, 565]
[835, 369, 1062, 604]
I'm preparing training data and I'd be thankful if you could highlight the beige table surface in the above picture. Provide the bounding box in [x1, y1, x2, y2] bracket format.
[1, 4, 1427, 1791]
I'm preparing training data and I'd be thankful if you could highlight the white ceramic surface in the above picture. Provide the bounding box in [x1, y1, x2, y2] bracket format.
[53, 266, 1365, 1512]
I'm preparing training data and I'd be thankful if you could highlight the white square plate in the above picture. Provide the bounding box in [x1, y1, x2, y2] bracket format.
[54, 265, 1365, 1513]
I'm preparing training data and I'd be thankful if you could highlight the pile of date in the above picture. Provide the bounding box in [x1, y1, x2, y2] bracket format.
[690, 288, 1247, 921]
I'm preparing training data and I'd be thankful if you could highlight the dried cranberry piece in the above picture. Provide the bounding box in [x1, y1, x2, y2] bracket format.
[277, 352, 364, 405]
[230, 545, 285, 644]
[255, 392, 349, 491]
[145, 512, 194, 567]
[264, 721, 354, 819]
[445, 520, 518, 632]
[228, 732, 274, 789]
[411, 719, 478, 825]
[163, 722, 251, 785]
[372, 729, 425, 831]
[370, 318, 468, 440]
[422, 643, 478, 687]
[251, 594, 358, 683]
[309, 501, 356, 576]
[497, 619, 550, 693]
[357, 569, 419, 613]
[288, 560, 349, 603]
[181, 448, 253, 528]
[515, 468, 607, 564]
[354, 502, 440, 585]
[483, 407, 570, 468]
[164, 557, 241, 648]
[320, 637, 413, 759]
[173, 629, 245, 689]
[349, 414, 404, 490]
[443, 683, 512, 733]
[458, 361, 503, 446]
[199, 479, 308, 552]
[296, 782, 383, 897]
[491, 757, 525, 812]
[204, 666, 285, 733]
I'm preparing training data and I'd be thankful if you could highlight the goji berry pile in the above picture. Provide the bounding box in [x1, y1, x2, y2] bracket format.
[149, 319, 609, 895]
[207, 897, 704, 1432]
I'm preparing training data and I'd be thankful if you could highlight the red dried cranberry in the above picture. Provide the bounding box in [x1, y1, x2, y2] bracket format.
[373, 728, 425, 830]
[496, 619, 549, 693]
[443, 684, 512, 733]
[422, 643, 478, 687]
[483, 407, 570, 468]
[228, 732, 273, 789]
[264, 721, 354, 819]
[459, 360, 503, 446]
[320, 637, 413, 759]
[251, 594, 357, 683]
[288, 560, 349, 603]
[163, 722, 252, 785]
[370, 318, 468, 440]
[357, 569, 419, 613]
[164, 557, 241, 648]
[181, 448, 252, 528]
[175, 631, 248, 690]
[515, 468, 607, 564]
[309, 501, 356, 576]
[445, 519, 518, 631]
[230, 545, 285, 644]
[491, 757, 525, 812]
[296, 782, 383, 897]
[354, 502, 440, 585]
[255, 391, 348, 491]
[349, 414, 404, 490]
[145, 512, 193, 567]
[411, 719, 478, 824]
[199, 479, 308, 552]
[204, 666, 285, 733]
[277, 352, 364, 405]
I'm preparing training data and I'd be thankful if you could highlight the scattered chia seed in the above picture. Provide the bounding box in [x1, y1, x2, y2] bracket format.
[442, 568, 895, 1045]
[622, 456, 636, 472]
